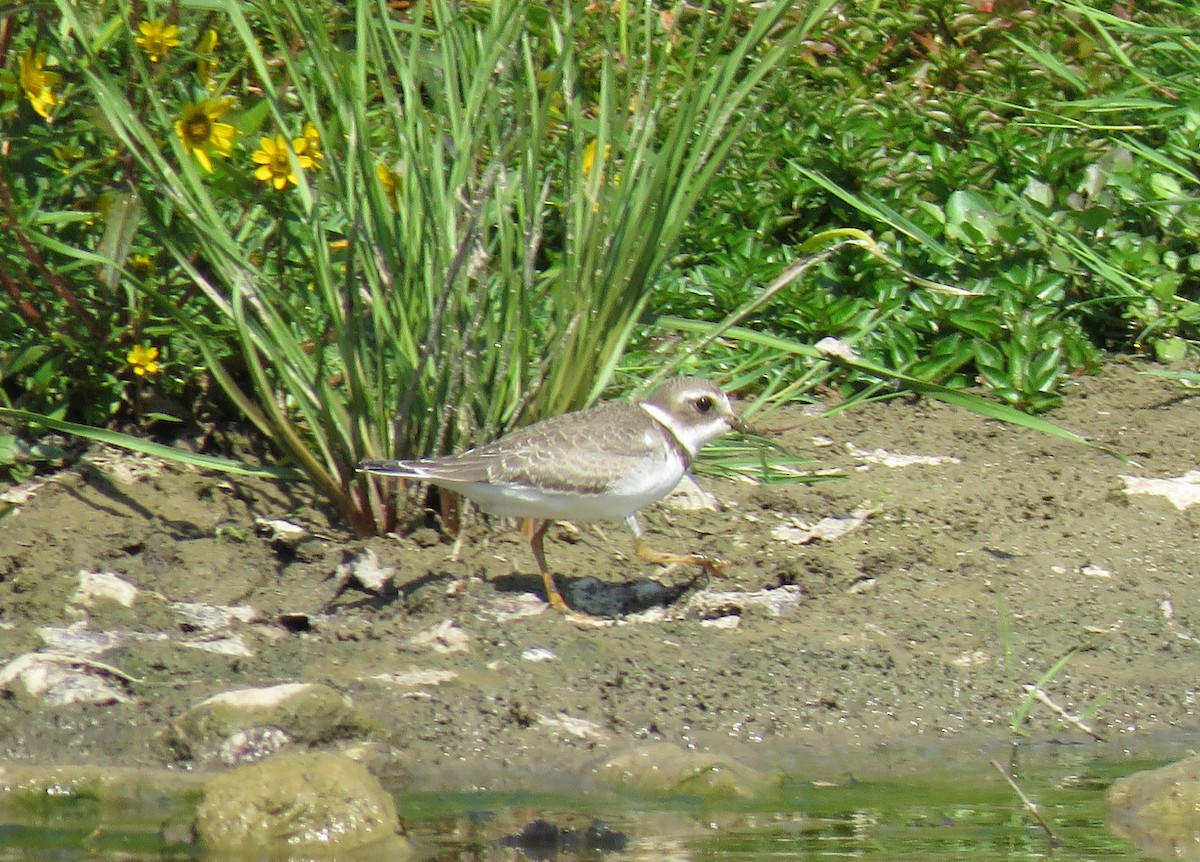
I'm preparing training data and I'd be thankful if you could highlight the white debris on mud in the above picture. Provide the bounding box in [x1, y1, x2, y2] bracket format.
[1121, 470, 1200, 510]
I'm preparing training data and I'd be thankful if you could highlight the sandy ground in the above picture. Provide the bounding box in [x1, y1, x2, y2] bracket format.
[1, 358, 1197, 790]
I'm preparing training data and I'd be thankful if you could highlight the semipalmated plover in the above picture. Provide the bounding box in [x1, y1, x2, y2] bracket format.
[358, 377, 749, 614]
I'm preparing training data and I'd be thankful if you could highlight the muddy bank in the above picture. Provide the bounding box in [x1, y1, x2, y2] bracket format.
[1, 358, 1197, 790]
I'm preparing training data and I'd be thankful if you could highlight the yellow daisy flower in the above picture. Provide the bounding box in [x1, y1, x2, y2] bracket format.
[175, 98, 235, 173]
[17, 48, 61, 120]
[135, 19, 182, 63]
[127, 344, 161, 377]
[251, 134, 316, 191]
[294, 121, 323, 168]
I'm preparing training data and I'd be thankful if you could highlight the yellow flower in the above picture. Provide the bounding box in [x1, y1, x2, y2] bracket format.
[376, 162, 401, 209]
[17, 49, 61, 120]
[197, 28, 219, 54]
[251, 134, 316, 191]
[175, 98, 235, 173]
[293, 121, 322, 168]
[581, 139, 616, 210]
[127, 344, 161, 377]
[135, 19, 182, 63]
[581, 139, 611, 177]
[130, 254, 156, 277]
[196, 29, 219, 89]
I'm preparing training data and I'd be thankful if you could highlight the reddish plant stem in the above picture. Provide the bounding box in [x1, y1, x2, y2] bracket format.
[0, 265, 50, 335]
[0, 169, 107, 342]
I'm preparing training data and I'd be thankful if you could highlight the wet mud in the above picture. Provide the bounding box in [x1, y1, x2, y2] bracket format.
[1, 359, 1198, 790]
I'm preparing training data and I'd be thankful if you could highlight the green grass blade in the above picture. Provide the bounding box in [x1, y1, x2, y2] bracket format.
[0, 408, 304, 479]
[655, 318, 1108, 452]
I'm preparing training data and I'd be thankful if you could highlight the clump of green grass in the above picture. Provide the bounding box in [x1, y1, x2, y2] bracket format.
[2, 0, 1190, 537]
[3, 0, 827, 533]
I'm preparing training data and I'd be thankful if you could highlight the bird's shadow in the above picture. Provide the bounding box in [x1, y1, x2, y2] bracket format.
[322, 567, 698, 620]
[491, 570, 702, 618]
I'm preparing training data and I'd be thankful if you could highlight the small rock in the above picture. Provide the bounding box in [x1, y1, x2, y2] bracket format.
[1108, 753, 1200, 856]
[815, 336, 860, 361]
[680, 585, 803, 620]
[407, 619, 470, 653]
[1109, 752, 1200, 823]
[0, 622, 159, 707]
[194, 752, 410, 856]
[771, 502, 878, 545]
[333, 547, 396, 595]
[480, 593, 548, 622]
[846, 443, 960, 468]
[71, 571, 139, 608]
[169, 602, 258, 631]
[1122, 471, 1200, 511]
[167, 602, 259, 656]
[162, 682, 379, 763]
[592, 742, 774, 799]
[521, 648, 557, 663]
[538, 713, 608, 742]
[370, 668, 459, 688]
[217, 726, 292, 766]
[177, 635, 254, 657]
[0, 653, 132, 706]
[254, 517, 308, 549]
[38, 621, 128, 655]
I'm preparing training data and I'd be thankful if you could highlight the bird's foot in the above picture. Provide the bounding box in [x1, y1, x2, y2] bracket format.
[697, 554, 731, 580]
[633, 538, 730, 580]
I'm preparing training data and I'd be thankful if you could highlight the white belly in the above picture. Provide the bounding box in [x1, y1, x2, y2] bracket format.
[459, 452, 686, 522]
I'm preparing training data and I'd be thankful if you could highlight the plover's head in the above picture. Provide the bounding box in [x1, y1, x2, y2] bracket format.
[638, 377, 749, 458]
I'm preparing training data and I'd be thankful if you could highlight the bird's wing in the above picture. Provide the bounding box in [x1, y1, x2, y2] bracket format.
[477, 403, 679, 494]
[366, 403, 680, 495]
[355, 400, 686, 497]
[358, 456, 493, 484]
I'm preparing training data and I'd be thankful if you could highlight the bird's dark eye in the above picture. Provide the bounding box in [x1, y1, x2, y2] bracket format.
[695, 395, 714, 413]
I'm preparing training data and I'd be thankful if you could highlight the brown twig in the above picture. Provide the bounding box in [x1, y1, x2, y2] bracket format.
[0, 264, 50, 335]
[1022, 684, 1105, 741]
[990, 759, 1060, 847]
[0, 171, 106, 341]
[0, 16, 13, 69]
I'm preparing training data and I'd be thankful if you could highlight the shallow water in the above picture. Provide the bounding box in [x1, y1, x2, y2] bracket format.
[0, 749, 1155, 861]
[402, 761, 1132, 862]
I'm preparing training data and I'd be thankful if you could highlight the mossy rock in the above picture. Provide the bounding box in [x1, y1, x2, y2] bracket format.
[161, 682, 380, 764]
[195, 751, 410, 856]
[591, 742, 775, 799]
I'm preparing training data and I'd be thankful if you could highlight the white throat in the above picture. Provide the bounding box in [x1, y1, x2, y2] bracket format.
[639, 402, 729, 460]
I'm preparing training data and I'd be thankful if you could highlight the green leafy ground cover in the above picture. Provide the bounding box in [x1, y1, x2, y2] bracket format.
[655, 0, 1200, 411]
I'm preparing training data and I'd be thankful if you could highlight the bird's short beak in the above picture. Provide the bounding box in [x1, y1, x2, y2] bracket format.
[731, 415, 754, 435]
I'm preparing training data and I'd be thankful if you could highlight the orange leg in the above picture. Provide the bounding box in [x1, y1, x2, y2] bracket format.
[520, 518, 574, 614]
[624, 514, 729, 579]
